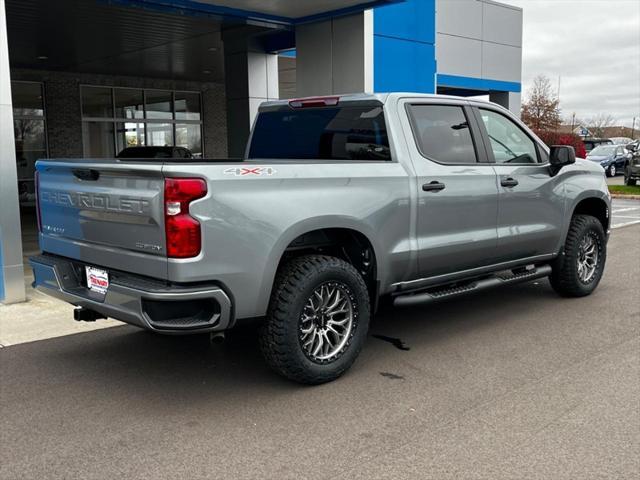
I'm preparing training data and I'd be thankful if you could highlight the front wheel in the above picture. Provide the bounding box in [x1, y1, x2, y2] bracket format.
[550, 215, 606, 297]
[259, 255, 370, 384]
[607, 164, 616, 177]
[625, 174, 637, 186]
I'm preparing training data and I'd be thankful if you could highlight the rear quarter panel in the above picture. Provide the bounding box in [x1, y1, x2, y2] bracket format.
[162, 161, 413, 319]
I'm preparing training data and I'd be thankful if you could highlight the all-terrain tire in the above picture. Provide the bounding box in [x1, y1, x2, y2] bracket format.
[549, 214, 606, 297]
[259, 255, 370, 384]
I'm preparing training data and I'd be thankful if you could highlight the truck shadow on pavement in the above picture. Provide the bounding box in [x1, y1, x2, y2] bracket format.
[4, 279, 573, 402]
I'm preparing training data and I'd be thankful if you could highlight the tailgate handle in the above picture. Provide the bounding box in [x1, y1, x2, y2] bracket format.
[73, 169, 100, 181]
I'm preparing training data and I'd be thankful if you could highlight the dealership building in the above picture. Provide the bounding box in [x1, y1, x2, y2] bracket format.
[0, 0, 523, 303]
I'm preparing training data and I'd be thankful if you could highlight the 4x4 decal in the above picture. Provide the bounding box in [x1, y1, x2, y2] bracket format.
[223, 167, 277, 176]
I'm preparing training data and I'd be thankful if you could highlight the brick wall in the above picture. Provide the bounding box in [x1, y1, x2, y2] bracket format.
[10, 69, 227, 158]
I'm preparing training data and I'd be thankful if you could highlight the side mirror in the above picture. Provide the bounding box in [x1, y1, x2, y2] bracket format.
[549, 145, 576, 175]
[550, 145, 576, 166]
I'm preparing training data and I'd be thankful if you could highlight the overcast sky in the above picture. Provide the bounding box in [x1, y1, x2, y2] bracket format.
[503, 0, 640, 127]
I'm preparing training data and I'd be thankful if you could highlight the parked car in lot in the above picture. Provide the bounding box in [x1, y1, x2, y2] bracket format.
[609, 137, 633, 145]
[624, 141, 640, 186]
[586, 144, 630, 177]
[31, 93, 611, 384]
[583, 138, 613, 153]
[116, 146, 194, 159]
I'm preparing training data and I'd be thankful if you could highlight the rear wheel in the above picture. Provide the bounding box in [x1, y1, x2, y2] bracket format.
[259, 255, 370, 384]
[625, 174, 637, 186]
[550, 215, 606, 297]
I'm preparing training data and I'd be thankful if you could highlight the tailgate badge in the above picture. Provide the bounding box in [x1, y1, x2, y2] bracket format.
[135, 242, 163, 252]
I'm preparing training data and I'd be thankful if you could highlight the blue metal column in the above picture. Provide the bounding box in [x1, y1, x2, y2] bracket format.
[373, 0, 437, 93]
[0, 0, 26, 304]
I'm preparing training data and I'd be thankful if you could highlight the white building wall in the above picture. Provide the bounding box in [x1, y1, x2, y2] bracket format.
[0, 0, 25, 303]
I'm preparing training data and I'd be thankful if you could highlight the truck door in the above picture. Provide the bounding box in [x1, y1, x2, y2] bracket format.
[400, 100, 499, 278]
[472, 107, 565, 262]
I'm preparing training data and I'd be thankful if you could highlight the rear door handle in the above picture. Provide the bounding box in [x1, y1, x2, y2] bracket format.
[500, 177, 519, 188]
[422, 181, 446, 192]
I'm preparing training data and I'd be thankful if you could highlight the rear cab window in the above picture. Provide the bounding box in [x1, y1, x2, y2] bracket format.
[248, 104, 391, 161]
[406, 104, 479, 164]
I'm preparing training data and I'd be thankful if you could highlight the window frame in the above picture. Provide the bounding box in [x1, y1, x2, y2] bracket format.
[404, 102, 489, 166]
[79, 85, 203, 157]
[11, 80, 49, 156]
[471, 106, 548, 166]
[11, 81, 49, 207]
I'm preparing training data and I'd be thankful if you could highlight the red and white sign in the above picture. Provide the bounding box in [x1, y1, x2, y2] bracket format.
[85, 266, 109, 294]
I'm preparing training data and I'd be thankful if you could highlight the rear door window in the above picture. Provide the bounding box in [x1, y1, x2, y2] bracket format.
[248, 105, 390, 160]
[406, 104, 478, 164]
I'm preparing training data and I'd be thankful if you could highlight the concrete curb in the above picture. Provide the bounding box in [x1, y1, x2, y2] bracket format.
[610, 194, 640, 200]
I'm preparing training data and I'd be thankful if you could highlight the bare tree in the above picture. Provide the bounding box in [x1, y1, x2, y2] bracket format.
[586, 114, 617, 138]
[521, 75, 561, 132]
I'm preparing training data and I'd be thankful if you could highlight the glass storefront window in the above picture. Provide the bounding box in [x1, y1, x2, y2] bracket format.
[114, 88, 144, 119]
[145, 90, 173, 119]
[147, 123, 173, 146]
[12, 82, 48, 207]
[82, 122, 115, 157]
[81, 86, 202, 157]
[175, 92, 201, 121]
[116, 122, 146, 154]
[12, 82, 44, 117]
[81, 86, 113, 118]
[175, 123, 202, 156]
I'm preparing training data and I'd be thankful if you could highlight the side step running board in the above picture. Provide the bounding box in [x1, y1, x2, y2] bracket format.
[393, 264, 552, 308]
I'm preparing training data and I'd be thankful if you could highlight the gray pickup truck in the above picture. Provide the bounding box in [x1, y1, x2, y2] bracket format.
[31, 93, 611, 384]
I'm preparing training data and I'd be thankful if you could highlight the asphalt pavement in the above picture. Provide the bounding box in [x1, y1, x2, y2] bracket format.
[1, 224, 638, 479]
[611, 197, 640, 229]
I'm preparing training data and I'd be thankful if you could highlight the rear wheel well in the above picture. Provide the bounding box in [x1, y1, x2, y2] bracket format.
[278, 228, 378, 306]
[572, 198, 609, 232]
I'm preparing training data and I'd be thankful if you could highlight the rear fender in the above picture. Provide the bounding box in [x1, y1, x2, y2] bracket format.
[254, 216, 382, 317]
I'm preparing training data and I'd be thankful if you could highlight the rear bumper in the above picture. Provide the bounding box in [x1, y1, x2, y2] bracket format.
[30, 254, 233, 334]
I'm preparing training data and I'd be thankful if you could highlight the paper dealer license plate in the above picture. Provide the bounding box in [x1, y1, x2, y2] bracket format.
[85, 266, 109, 294]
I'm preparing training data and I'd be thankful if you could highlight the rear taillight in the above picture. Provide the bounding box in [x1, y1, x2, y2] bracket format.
[35, 170, 42, 232]
[164, 178, 207, 258]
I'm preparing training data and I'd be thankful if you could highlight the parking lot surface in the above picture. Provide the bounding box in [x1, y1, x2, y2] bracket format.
[611, 198, 640, 229]
[1, 225, 639, 480]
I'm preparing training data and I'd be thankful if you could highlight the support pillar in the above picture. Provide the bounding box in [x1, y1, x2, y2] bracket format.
[0, 0, 26, 303]
[224, 31, 279, 158]
[295, 12, 373, 97]
[490, 91, 522, 117]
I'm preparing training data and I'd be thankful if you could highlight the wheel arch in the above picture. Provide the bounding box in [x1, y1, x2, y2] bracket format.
[571, 195, 610, 233]
[255, 217, 382, 317]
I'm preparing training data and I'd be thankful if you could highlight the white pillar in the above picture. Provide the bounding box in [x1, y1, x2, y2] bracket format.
[490, 91, 522, 117]
[296, 11, 373, 97]
[0, 0, 25, 303]
[224, 31, 279, 158]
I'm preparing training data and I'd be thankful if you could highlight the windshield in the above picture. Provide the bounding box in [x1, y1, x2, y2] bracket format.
[248, 105, 390, 160]
[588, 146, 616, 156]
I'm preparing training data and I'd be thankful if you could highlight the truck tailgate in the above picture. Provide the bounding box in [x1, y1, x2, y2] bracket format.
[36, 160, 168, 279]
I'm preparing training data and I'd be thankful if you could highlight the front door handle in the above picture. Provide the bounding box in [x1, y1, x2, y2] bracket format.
[422, 181, 446, 192]
[500, 177, 519, 188]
